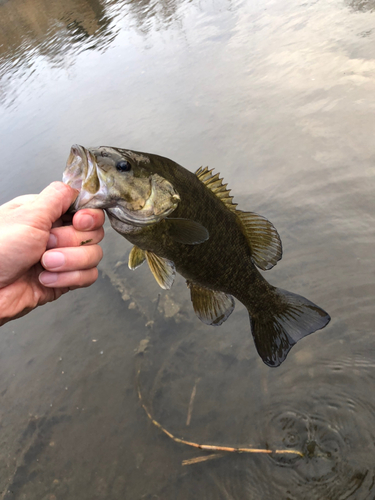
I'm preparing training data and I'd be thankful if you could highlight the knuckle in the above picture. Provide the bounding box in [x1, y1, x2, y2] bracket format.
[86, 246, 102, 267]
[97, 227, 105, 242]
[96, 245, 104, 262]
[76, 246, 95, 269]
[83, 249, 94, 268]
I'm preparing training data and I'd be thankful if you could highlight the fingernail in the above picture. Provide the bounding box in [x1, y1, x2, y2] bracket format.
[47, 234, 58, 249]
[42, 251, 65, 269]
[78, 214, 94, 230]
[39, 272, 58, 285]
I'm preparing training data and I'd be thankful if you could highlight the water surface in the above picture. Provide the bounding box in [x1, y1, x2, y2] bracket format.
[0, 0, 374, 498]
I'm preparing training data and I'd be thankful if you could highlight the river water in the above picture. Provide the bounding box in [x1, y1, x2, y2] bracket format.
[0, 0, 374, 498]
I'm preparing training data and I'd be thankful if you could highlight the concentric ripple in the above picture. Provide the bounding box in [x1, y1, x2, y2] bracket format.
[258, 381, 375, 499]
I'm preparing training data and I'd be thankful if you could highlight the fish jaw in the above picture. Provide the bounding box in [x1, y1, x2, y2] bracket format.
[63, 144, 111, 210]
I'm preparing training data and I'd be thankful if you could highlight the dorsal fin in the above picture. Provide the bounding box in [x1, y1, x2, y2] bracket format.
[195, 166, 237, 212]
[195, 166, 282, 270]
[236, 210, 282, 270]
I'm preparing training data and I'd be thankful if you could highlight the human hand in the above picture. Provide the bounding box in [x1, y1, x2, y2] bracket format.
[0, 182, 105, 326]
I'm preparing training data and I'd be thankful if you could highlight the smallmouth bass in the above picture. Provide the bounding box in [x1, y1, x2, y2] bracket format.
[63, 145, 330, 367]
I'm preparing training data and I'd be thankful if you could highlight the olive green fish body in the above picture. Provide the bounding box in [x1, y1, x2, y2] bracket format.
[63, 145, 331, 367]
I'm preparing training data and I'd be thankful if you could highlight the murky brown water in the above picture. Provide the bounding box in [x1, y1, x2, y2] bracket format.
[0, 0, 375, 498]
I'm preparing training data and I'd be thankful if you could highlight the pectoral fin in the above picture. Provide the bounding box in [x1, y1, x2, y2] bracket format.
[145, 251, 176, 289]
[187, 281, 235, 326]
[165, 218, 209, 245]
[128, 246, 146, 270]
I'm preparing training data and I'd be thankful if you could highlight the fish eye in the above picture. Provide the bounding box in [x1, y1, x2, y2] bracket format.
[116, 160, 131, 172]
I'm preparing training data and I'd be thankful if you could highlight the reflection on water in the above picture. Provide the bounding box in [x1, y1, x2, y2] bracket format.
[0, 0, 113, 59]
[0, 0, 375, 498]
[0, 0, 187, 96]
[120, 0, 186, 31]
[0, 0, 187, 108]
[0, 0, 116, 107]
[346, 0, 375, 12]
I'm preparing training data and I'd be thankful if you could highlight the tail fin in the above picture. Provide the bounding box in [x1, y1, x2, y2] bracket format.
[249, 288, 330, 367]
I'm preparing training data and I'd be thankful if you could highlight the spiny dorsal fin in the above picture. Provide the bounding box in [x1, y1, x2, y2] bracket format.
[128, 246, 146, 270]
[195, 166, 237, 212]
[145, 251, 176, 290]
[236, 210, 282, 270]
[187, 281, 235, 326]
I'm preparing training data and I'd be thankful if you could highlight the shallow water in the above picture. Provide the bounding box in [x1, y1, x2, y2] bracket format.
[0, 0, 374, 498]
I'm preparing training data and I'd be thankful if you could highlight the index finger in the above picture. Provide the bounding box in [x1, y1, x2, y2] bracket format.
[30, 182, 79, 230]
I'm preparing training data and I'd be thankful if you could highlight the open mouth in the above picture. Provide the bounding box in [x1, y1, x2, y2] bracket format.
[62, 144, 89, 192]
[63, 144, 104, 210]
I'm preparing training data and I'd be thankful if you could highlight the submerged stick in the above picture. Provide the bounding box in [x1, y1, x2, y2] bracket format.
[186, 377, 200, 426]
[182, 453, 225, 466]
[136, 369, 304, 465]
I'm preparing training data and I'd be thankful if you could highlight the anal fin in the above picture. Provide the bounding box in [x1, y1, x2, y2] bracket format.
[187, 281, 235, 326]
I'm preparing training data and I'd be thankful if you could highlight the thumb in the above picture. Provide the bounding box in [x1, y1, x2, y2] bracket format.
[31, 182, 78, 229]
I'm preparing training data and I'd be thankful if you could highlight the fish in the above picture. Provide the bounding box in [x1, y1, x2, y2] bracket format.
[63, 144, 331, 367]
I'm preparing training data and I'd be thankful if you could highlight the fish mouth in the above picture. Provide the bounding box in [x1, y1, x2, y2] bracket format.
[62, 144, 88, 192]
[63, 144, 107, 210]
